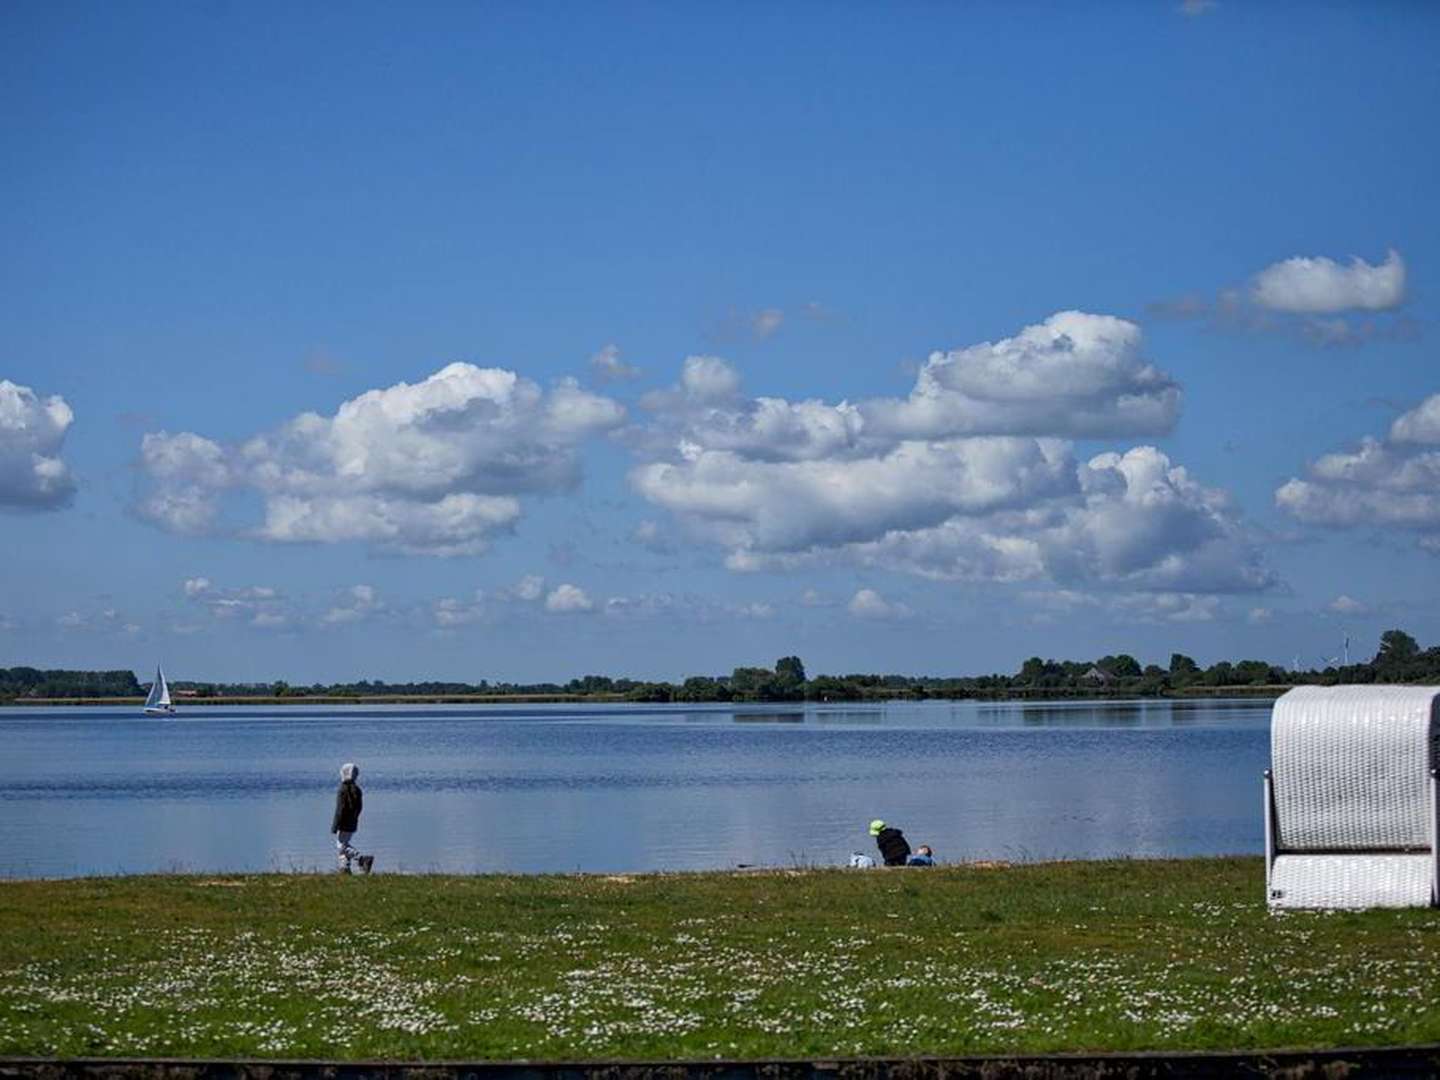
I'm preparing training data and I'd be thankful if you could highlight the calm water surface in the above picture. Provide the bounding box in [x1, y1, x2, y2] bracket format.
[0, 699, 1271, 877]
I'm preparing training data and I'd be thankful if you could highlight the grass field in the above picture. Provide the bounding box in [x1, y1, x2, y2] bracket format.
[2, 858, 1437, 1060]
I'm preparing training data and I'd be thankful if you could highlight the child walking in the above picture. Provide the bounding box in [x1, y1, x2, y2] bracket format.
[330, 762, 374, 874]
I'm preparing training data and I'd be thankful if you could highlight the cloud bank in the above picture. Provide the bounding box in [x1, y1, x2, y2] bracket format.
[125, 313, 1281, 612]
[631, 313, 1275, 597]
[0, 379, 77, 510]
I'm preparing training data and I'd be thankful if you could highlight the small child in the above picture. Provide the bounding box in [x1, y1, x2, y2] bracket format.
[330, 762, 374, 874]
[907, 844, 936, 867]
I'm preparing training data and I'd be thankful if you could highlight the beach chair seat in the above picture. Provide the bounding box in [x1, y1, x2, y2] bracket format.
[1267, 853, 1432, 909]
[1264, 685, 1440, 910]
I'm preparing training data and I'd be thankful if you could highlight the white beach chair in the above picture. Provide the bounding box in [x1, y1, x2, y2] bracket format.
[1265, 685, 1440, 909]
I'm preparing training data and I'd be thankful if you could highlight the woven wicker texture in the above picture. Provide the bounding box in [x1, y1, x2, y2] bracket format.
[1271, 685, 1439, 851]
[1270, 853, 1432, 909]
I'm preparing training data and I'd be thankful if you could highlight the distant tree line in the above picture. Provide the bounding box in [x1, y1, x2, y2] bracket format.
[4, 631, 1439, 704]
[0, 667, 141, 700]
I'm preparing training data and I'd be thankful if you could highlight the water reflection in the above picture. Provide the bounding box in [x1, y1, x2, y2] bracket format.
[0, 698, 1272, 877]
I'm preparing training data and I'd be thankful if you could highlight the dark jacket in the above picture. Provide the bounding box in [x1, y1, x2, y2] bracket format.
[876, 827, 911, 867]
[331, 780, 363, 834]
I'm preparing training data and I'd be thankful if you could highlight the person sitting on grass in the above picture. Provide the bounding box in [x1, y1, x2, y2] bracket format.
[869, 819, 911, 866]
[907, 844, 936, 867]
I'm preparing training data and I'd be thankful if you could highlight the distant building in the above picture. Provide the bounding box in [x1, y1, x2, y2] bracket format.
[1082, 666, 1114, 684]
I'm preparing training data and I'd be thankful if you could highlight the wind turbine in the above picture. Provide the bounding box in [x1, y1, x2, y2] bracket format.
[1317, 633, 1350, 670]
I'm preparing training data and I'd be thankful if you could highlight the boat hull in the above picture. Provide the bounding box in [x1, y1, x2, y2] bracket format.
[143, 707, 176, 717]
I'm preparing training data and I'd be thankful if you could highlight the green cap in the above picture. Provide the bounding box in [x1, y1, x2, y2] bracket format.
[869, 819, 885, 836]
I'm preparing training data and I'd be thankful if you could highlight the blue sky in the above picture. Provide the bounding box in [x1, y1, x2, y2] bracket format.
[3, 3, 1439, 683]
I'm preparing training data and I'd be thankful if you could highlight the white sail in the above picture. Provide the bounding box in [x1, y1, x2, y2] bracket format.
[143, 665, 173, 713]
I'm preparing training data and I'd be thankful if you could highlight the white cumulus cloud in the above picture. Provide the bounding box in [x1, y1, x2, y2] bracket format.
[862, 312, 1180, 440]
[847, 589, 912, 620]
[1276, 392, 1440, 553]
[1152, 250, 1411, 348]
[134, 363, 625, 555]
[0, 379, 77, 509]
[545, 583, 594, 613]
[1251, 249, 1405, 313]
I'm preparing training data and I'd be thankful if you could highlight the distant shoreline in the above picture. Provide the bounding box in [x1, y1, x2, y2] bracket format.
[0, 686, 1289, 707]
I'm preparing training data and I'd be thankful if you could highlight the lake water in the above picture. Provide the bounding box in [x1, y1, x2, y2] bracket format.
[0, 698, 1272, 878]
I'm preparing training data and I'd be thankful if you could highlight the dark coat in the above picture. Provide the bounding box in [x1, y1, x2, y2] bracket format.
[876, 827, 911, 867]
[331, 780, 363, 834]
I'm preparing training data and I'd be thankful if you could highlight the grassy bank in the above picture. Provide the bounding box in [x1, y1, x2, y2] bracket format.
[2, 858, 1436, 1060]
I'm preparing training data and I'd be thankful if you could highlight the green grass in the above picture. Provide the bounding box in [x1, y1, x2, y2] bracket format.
[2, 858, 1437, 1060]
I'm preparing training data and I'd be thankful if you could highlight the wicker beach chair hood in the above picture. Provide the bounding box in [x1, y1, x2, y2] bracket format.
[1266, 685, 1440, 910]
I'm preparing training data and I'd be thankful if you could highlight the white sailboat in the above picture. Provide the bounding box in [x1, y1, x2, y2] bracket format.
[143, 664, 176, 717]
